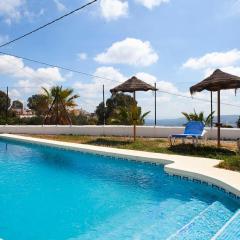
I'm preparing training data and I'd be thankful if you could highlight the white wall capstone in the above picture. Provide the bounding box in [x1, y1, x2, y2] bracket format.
[0, 125, 239, 140]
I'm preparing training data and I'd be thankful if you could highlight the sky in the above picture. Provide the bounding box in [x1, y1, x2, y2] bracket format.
[0, 0, 240, 120]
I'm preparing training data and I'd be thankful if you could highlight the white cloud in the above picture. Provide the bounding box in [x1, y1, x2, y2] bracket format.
[136, 0, 169, 9]
[0, 0, 25, 24]
[100, 0, 128, 21]
[220, 66, 240, 76]
[77, 53, 88, 61]
[181, 50, 240, 120]
[74, 66, 125, 97]
[157, 80, 179, 94]
[53, 0, 67, 12]
[65, 71, 73, 79]
[9, 88, 21, 99]
[74, 66, 126, 109]
[0, 0, 44, 24]
[183, 49, 240, 70]
[129, 72, 193, 119]
[135, 72, 178, 93]
[204, 66, 240, 78]
[0, 35, 9, 45]
[95, 38, 159, 66]
[0, 55, 64, 93]
[183, 49, 240, 79]
[23, 8, 45, 21]
[73, 68, 240, 118]
[94, 66, 126, 83]
[135, 72, 157, 85]
[227, 0, 240, 17]
[73, 68, 186, 115]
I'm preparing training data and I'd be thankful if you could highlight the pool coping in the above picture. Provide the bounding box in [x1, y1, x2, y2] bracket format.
[1, 134, 240, 199]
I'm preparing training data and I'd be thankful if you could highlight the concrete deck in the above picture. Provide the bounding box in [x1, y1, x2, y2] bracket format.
[0, 134, 240, 197]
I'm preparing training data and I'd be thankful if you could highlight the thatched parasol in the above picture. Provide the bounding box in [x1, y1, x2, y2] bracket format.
[111, 76, 157, 93]
[110, 76, 158, 141]
[190, 69, 240, 147]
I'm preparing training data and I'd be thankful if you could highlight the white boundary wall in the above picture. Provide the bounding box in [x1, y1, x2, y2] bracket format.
[0, 125, 239, 140]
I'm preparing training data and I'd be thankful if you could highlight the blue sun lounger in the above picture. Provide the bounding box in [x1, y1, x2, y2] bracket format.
[169, 121, 207, 146]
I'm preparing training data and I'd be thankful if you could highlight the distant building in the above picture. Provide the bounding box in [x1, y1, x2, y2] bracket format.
[71, 108, 91, 117]
[11, 107, 35, 118]
[19, 109, 35, 119]
[11, 108, 23, 116]
[10, 100, 36, 118]
[70, 108, 97, 125]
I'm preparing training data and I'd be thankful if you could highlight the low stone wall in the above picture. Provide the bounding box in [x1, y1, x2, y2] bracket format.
[0, 125, 239, 140]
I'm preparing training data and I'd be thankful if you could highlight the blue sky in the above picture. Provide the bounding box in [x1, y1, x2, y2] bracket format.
[0, 0, 240, 119]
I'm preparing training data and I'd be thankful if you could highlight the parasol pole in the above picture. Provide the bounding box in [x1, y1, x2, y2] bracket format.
[5, 86, 8, 125]
[154, 82, 157, 126]
[217, 90, 221, 147]
[133, 91, 136, 141]
[210, 91, 213, 128]
[56, 87, 59, 125]
[103, 84, 105, 125]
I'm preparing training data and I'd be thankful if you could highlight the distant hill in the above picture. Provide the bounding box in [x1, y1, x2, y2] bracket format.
[145, 115, 239, 127]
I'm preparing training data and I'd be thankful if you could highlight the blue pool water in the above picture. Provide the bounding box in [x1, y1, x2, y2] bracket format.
[0, 139, 239, 240]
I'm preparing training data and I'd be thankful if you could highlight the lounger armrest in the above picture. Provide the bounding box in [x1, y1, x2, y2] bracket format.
[201, 130, 208, 141]
[201, 130, 207, 137]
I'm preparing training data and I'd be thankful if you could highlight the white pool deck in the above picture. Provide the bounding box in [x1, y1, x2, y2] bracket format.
[1, 134, 240, 198]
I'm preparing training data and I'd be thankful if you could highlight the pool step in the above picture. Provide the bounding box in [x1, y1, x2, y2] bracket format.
[211, 209, 240, 240]
[167, 201, 233, 240]
[79, 199, 207, 240]
[132, 200, 207, 240]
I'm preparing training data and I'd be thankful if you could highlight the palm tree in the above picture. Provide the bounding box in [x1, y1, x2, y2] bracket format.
[182, 109, 215, 126]
[108, 105, 150, 125]
[43, 86, 79, 125]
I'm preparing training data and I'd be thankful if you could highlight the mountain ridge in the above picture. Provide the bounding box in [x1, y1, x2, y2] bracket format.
[145, 115, 239, 127]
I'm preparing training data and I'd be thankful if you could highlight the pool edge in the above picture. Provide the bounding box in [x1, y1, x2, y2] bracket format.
[0, 133, 240, 199]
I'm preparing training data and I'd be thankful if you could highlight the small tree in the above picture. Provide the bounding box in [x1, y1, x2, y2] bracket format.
[182, 109, 215, 126]
[108, 106, 150, 125]
[95, 102, 105, 125]
[11, 100, 23, 110]
[95, 93, 136, 124]
[0, 90, 11, 116]
[27, 94, 49, 117]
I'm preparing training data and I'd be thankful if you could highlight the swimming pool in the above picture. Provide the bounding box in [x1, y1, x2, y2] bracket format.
[0, 138, 239, 240]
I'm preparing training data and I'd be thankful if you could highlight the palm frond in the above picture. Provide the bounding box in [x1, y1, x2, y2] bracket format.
[182, 112, 191, 121]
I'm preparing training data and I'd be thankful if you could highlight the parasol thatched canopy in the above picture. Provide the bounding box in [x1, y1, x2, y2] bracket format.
[189, 69, 240, 148]
[110, 76, 157, 141]
[110, 76, 157, 93]
[190, 69, 240, 94]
